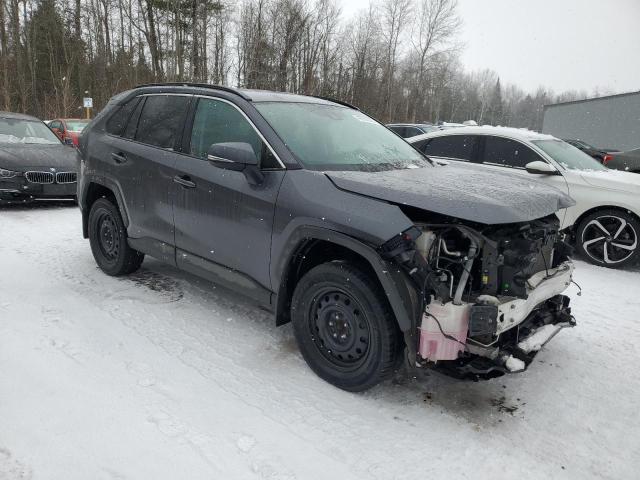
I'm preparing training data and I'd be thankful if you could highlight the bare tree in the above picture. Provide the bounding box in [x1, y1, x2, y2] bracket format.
[380, 0, 411, 122]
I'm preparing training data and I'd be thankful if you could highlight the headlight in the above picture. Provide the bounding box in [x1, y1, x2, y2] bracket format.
[0, 167, 19, 178]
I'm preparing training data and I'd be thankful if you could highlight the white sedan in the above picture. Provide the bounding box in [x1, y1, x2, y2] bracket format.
[408, 126, 640, 268]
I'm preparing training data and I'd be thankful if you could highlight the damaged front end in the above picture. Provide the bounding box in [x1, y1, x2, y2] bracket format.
[381, 215, 576, 381]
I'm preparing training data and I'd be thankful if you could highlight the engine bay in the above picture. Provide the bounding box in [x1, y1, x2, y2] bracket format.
[381, 215, 576, 380]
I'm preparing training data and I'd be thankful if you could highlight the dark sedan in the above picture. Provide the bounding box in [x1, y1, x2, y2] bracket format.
[605, 148, 640, 174]
[0, 111, 78, 203]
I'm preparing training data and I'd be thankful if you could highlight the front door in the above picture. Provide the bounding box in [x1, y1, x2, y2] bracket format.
[476, 135, 571, 227]
[173, 96, 286, 303]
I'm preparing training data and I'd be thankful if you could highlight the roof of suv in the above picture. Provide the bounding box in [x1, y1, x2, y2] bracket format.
[134, 83, 355, 108]
[408, 126, 557, 143]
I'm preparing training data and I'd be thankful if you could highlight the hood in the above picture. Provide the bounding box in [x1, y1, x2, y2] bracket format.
[580, 169, 640, 193]
[325, 162, 575, 225]
[0, 143, 77, 171]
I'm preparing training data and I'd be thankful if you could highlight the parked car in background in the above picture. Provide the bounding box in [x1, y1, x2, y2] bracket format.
[605, 148, 640, 174]
[78, 84, 576, 390]
[386, 123, 439, 138]
[563, 138, 615, 164]
[408, 127, 640, 268]
[49, 118, 90, 146]
[437, 121, 466, 130]
[0, 111, 78, 203]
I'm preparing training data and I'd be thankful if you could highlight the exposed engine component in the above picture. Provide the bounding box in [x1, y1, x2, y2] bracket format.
[380, 216, 575, 379]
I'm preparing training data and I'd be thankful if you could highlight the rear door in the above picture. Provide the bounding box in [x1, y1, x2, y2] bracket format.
[101, 93, 191, 262]
[172, 96, 286, 302]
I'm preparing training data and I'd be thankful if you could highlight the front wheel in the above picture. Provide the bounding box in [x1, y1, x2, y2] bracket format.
[88, 197, 144, 276]
[291, 262, 400, 392]
[576, 209, 639, 268]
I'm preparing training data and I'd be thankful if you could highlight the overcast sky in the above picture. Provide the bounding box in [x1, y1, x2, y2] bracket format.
[339, 0, 640, 94]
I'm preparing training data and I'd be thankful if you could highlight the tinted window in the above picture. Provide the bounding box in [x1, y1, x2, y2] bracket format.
[124, 98, 145, 139]
[422, 135, 476, 161]
[106, 97, 140, 136]
[482, 136, 540, 168]
[135, 95, 190, 149]
[405, 127, 423, 137]
[388, 126, 405, 136]
[189, 98, 279, 168]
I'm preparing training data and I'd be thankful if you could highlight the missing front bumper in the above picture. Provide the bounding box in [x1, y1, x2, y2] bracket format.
[433, 295, 575, 381]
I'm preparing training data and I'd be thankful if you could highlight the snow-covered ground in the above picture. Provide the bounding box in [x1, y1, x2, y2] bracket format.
[1, 204, 639, 480]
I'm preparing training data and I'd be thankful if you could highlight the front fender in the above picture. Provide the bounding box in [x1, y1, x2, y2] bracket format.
[272, 225, 418, 335]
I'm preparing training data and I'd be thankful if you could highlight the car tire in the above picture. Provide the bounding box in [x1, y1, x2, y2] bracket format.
[88, 197, 144, 276]
[576, 209, 639, 268]
[291, 261, 400, 392]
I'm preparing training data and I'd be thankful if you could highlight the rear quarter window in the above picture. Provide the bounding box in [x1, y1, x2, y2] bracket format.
[105, 97, 141, 136]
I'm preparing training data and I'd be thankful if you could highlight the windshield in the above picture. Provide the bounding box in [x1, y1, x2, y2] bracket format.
[255, 102, 429, 171]
[0, 118, 61, 144]
[533, 139, 607, 171]
[65, 120, 89, 132]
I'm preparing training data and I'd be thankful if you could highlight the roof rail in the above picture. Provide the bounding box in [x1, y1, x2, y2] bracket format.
[311, 95, 359, 110]
[134, 83, 252, 100]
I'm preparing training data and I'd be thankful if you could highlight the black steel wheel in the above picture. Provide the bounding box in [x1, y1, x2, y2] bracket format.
[309, 287, 371, 369]
[88, 197, 144, 276]
[576, 209, 639, 268]
[291, 262, 400, 392]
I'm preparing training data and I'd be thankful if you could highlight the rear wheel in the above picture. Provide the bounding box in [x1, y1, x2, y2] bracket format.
[88, 197, 144, 276]
[576, 209, 639, 268]
[291, 262, 400, 392]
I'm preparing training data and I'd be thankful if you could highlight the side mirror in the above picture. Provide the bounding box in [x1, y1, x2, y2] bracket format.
[525, 160, 559, 175]
[207, 142, 263, 185]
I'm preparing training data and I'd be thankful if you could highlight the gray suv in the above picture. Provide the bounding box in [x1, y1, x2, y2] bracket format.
[78, 84, 577, 391]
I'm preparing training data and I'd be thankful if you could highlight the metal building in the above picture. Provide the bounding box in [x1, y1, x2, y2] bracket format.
[542, 91, 640, 151]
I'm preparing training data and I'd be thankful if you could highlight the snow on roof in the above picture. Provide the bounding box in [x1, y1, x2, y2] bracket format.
[407, 125, 557, 142]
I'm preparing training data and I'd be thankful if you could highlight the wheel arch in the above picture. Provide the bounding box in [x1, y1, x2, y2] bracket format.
[81, 179, 129, 238]
[571, 204, 640, 236]
[273, 227, 418, 343]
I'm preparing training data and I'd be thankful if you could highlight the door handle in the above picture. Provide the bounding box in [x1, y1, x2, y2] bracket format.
[111, 152, 127, 164]
[173, 175, 196, 189]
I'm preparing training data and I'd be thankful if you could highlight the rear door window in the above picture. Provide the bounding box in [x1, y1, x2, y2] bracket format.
[135, 95, 190, 149]
[421, 135, 476, 161]
[481, 136, 540, 168]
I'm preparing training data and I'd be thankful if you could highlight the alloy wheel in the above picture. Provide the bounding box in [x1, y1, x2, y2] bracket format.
[581, 215, 638, 265]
